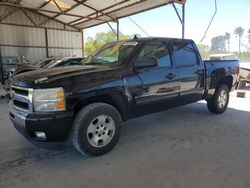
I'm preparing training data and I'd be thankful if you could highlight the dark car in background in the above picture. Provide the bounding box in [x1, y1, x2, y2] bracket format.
[3, 57, 84, 92]
[43, 57, 84, 69]
[3, 59, 56, 91]
[5, 59, 55, 79]
[30, 58, 57, 68]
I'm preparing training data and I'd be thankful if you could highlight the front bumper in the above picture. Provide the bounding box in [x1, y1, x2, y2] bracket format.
[9, 101, 74, 149]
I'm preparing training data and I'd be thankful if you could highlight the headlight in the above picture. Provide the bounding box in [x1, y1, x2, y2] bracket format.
[33, 87, 65, 112]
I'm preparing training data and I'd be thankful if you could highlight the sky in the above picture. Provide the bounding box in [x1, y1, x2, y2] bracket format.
[84, 0, 250, 52]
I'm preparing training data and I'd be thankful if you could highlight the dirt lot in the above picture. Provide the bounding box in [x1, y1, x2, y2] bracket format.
[1, 92, 250, 188]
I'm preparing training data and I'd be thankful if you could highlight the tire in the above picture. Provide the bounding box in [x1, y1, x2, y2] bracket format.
[72, 103, 122, 156]
[207, 84, 230, 114]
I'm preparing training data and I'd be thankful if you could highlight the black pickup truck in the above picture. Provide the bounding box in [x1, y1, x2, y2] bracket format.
[9, 37, 239, 156]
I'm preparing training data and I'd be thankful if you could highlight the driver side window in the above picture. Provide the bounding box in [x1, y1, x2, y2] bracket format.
[135, 42, 172, 68]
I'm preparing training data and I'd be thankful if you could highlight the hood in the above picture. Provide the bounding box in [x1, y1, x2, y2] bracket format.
[11, 65, 110, 87]
[14, 66, 37, 76]
[16, 63, 35, 70]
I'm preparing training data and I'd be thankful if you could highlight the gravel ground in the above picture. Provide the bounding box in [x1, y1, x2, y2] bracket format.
[0, 93, 250, 188]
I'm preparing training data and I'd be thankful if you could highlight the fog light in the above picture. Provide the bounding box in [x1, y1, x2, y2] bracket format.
[35, 132, 46, 139]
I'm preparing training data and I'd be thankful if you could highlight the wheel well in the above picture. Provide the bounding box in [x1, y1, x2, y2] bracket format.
[217, 76, 233, 91]
[74, 93, 128, 120]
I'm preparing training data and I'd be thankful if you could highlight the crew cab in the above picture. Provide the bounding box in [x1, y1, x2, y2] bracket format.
[9, 37, 240, 156]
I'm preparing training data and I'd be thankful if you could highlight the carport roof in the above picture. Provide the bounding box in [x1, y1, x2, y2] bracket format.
[0, 0, 186, 30]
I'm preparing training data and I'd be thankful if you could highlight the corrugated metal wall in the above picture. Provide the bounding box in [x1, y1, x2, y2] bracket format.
[0, 46, 47, 60]
[0, 25, 46, 47]
[0, 6, 83, 65]
[47, 29, 82, 58]
[47, 30, 82, 49]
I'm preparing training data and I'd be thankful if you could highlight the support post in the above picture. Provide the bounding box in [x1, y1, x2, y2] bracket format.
[107, 22, 117, 38]
[44, 28, 49, 58]
[0, 45, 3, 83]
[81, 30, 84, 57]
[182, 4, 185, 39]
[117, 20, 119, 41]
[107, 21, 119, 41]
[172, 3, 185, 39]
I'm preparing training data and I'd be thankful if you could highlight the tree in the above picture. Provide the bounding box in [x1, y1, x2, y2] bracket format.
[210, 35, 226, 51]
[224, 32, 231, 52]
[248, 28, 250, 47]
[234, 26, 244, 53]
[84, 31, 132, 56]
[197, 44, 209, 58]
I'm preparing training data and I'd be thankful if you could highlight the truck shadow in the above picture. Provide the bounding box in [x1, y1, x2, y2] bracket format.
[1, 101, 249, 172]
[121, 101, 249, 145]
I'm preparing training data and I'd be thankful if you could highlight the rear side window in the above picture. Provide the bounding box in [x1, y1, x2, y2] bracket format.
[136, 42, 172, 68]
[173, 41, 197, 67]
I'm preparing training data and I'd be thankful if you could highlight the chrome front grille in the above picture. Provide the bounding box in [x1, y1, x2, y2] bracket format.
[10, 86, 33, 113]
[12, 87, 28, 96]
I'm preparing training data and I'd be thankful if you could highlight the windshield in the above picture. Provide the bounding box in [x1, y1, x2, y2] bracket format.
[43, 59, 59, 68]
[30, 60, 43, 66]
[36, 59, 54, 68]
[84, 41, 138, 67]
[43, 58, 84, 68]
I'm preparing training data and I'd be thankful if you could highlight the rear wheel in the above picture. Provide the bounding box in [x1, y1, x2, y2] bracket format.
[207, 84, 229, 114]
[72, 103, 122, 156]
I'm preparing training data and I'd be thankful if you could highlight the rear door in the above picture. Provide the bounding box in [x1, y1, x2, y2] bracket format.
[172, 40, 205, 102]
[127, 40, 179, 115]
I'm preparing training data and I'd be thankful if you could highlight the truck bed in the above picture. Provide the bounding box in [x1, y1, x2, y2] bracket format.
[204, 60, 239, 73]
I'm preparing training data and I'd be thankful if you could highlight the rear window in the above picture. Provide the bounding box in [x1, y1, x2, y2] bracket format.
[173, 41, 198, 67]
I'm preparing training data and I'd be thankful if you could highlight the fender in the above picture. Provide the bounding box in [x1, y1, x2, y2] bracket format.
[69, 81, 130, 120]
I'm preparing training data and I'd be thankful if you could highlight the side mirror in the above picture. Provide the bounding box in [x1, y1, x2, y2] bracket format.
[136, 56, 158, 69]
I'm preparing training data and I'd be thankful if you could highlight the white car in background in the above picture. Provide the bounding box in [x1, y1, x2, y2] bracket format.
[209, 54, 238, 61]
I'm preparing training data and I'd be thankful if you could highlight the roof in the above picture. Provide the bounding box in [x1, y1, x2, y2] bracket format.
[0, 0, 186, 31]
[106, 36, 193, 45]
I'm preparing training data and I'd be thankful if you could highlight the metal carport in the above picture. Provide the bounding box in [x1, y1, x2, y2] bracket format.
[0, 0, 186, 80]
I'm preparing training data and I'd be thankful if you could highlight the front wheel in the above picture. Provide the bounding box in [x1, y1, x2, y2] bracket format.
[72, 103, 122, 156]
[207, 84, 230, 114]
